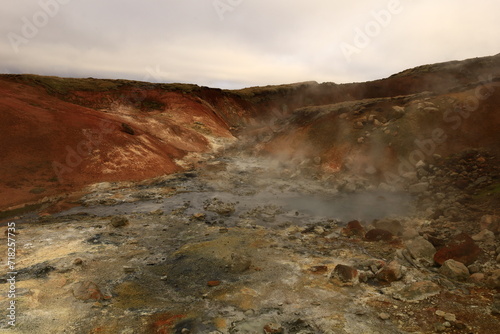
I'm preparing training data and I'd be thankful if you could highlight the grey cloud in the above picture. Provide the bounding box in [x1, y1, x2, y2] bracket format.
[1, 0, 499, 89]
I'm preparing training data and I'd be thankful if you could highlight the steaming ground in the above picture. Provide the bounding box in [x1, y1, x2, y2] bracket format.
[50, 155, 413, 226]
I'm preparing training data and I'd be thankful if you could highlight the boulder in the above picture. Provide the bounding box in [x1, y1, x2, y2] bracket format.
[406, 237, 436, 264]
[439, 259, 470, 281]
[434, 233, 481, 266]
[392, 281, 441, 302]
[373, 219, 403, 236]
[365, 229, 393, 242]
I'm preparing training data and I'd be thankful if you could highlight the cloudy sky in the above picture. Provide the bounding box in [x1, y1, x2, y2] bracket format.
[1, 0, 499, 89]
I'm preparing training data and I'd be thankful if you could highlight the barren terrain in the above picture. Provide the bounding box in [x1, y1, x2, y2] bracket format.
[1, 55, 500, 333]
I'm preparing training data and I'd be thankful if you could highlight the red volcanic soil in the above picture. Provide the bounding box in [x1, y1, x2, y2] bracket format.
[0, 77, 234, 212]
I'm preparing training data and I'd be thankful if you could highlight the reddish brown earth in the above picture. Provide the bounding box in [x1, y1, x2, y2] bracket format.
[1, 53, 500, 215]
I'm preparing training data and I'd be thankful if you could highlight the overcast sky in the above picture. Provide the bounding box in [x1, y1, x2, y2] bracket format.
[1, 0, 499, 89]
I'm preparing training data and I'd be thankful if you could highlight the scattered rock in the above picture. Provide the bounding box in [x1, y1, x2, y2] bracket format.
[228, 253, 251, 273]
[150, 209, 164, 216]
[264, 323, 284, 334]
[376, 260, 403, 282]
[192, 213, 206, 220]
[406, 237, 436, 264]
[491, 301, 500, 315]
[469, 273, 485, 284]
[72, 281, 109, 301]
[401, 228, 419, 240]
[486, 269, 500, 288]
[435, 310, 456, 322]
[472, 229, 495, 242]
[439, 259, 470, 281]
[207, 280, 221, 287]
[467, 264, 481, 274]
[73, 258, 83, 266]
[379, 313, 391, 320]
[409, 182, 429, 194]
[309, 266, 328, 275]
[330, 264, 359, 286]
[110, 216, 128, 228]
[373, 218, 403, 236]
[204, 198, 236, 216]
[342, 220, 365, 238]
[365, 228, 393, 242]
[393, 281, 441, 302]
[434, 233, 481, 266]
[480, 215, 500, 234]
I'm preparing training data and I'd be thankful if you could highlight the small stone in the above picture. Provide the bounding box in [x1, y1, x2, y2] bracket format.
[314, 226, 325, 235]
[469, 273, 485, 284]
[443, 321, 451, 328]
[373, 219, 403, 236]
[439, 259, 470, 281]
[444, 313, 456, 322]
[181, 329, 191, 334]
[263, 323, 284, 334]
[401, 228, 419, 240]
[207, 280, 221, 287]
[435, 310, 446, 317]
[468, 264, 481, 274]
[192, 213, 206, 220]
[472, 229, 495, 242]
[330, 264, 359, 286]
[409, 182, 429, 194]
[379, 313, 390, 320]
[160, 275, 168, 281]
[491, 301, 500, 315]
[73, 258, 83, 266]
[342, 220, 365, 238]
[219, 227, 229, 233]
[309, 266, 328, 275]
[486, 269, 500, 288]
[480, 215, 500, 233]
[365, 228, 393, 242]
[123, 266, 136, 273]
[110, 216, 128, 228]
[376, 260, 403, 282]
